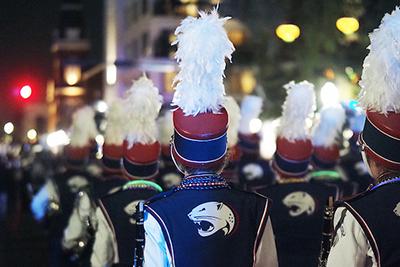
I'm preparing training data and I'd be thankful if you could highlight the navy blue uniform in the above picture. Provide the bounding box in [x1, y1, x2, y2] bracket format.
[309, 170, 358, 199]
[258, 181, 338, 267]
[99, 184, 160, 267]
[146, 175, 271, 267]
[238, 155, 275, 192]
[334, 179, 400, 267]
[50, 169, 95, 267]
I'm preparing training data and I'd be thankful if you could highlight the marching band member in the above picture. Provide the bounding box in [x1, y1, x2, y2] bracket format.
[257, 81, 338, 267]
[91, 75, 163, 267]
[31, 106, 98, 267]
[143, 9, 278, 267]
[327, 7, 400, 266]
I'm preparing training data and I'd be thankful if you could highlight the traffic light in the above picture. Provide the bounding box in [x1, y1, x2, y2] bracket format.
[20, 85, 32, 99]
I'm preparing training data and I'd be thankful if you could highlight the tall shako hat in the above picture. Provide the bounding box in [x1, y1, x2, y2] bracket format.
[170, 8, 235, 171]
[312, 106, 346, 169]
[66, 106, 98, 166]
[224, 96, 242, 161]
[102, 99, 125, 174]
[158, 110, 174, 159]
[122, 75, 163, 180]
[238, 95, 263, 154]
[273, 81, 316, 178]
[358, 7, 400, 170]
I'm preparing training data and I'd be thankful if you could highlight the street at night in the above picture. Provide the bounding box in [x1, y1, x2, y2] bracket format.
[1, 0, 400, 266]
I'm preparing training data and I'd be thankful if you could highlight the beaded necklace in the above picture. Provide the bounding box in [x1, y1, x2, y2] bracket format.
[370, 176, 400, 191]
[175, 174, 230, 191]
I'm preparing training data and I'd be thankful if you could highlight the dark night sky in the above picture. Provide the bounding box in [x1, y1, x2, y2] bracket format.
[0, 0, 102, 124]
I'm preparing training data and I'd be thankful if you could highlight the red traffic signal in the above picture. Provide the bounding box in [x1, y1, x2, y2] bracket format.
[20, 85, 32, 99]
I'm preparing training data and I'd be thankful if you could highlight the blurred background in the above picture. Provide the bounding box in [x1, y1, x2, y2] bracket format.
[0, 0, 398, 265]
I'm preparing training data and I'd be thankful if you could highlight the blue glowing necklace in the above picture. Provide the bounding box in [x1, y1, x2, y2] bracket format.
[370, 177, 400, 191]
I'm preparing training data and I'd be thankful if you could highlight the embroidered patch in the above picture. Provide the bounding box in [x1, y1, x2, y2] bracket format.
[67, 176, 89, 193]
[124, 200, 140, 224]
[282, 191, 316, 217]
[243, 163, 264, 181]
[188, 202, 236, 237]
[393, 202, 400, 217]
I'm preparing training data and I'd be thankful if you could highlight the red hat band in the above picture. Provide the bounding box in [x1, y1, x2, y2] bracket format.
[273, 137, 313, 178]
[122, 141, 161, 180]
[312, 146, 339, 169]
[172, 107, 228, 170]
[238, 133, 261, 154]
[102, 144, 123, 173]
[360, 111, 400, 170]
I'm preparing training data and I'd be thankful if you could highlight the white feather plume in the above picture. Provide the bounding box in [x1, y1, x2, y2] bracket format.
[124, 75, 163, 147]
[359, 7, 400, 114]
[171, 8, 235, 116]
[312, 106, 346, 147]
[278, 81, 316, 141]
[104, 99, 126, 146]
[69, 106, 98, 147]
[158, 110, 174, 145]
[223, 96, 241, 147]
[238, 95, 263, 134]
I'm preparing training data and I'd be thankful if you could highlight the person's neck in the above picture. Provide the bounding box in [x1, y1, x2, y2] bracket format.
[185, 171, 218, 178]
[376, 171, 400, 183]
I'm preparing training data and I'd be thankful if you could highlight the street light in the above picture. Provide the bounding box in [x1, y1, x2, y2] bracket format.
[4, 122, 14, 135]
[20, 85, 32, 99]
[276, 24, 301, 43]
[240, 70, 256, 94]
[46, 130, 70, 147]
[336, 17, 359, 35]
[95, 100, 108, 113]
[106, 64, 117, 85]
[27, 129, 37, 141]
[64, 64, 82, 86]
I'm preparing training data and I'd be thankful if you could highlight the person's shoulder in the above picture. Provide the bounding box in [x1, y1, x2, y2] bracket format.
[336, 187, 372, 207]
[230, 186, 271, 202]
[145, 188, 177, 206]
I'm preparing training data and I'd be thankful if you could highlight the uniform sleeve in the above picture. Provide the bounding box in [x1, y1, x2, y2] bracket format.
[327, 207, 377, 267]
[90, 207, 115, 267]
[30, 180, 58, 221]
[143, 211, 172, 267]
[254, 216, 279, 267]
[62, 192, 95, 250]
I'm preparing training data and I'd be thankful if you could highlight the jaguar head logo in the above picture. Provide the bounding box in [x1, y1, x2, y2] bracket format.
[67, 176, 89, 193]
[283, 191, 316, 217]
[188, 202, 236, 237]
[393, 202, 400, 217]
[243, 163, 264, 181]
